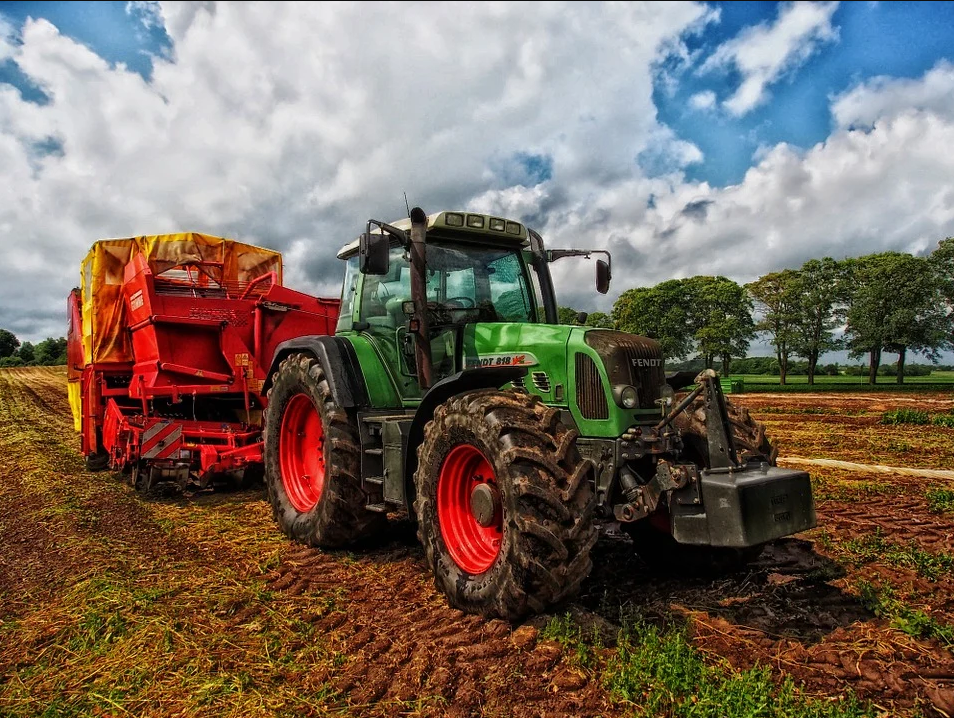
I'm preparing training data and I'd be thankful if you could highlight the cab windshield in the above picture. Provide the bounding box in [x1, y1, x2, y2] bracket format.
[359, 243, 537, 328]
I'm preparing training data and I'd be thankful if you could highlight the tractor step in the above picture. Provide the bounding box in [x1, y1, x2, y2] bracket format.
[366, 502, 388, 513]
[364, 448, 384, 456]
[364, 475, 384, 487]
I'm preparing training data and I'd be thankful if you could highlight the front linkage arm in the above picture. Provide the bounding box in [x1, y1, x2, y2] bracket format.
[612, 369, 741, 523]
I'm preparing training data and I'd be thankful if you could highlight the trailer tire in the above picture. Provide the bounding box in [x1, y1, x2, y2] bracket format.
[263, 353, 384, 547]
[414, 389, 596, 621]
[84, 451, 109, 472]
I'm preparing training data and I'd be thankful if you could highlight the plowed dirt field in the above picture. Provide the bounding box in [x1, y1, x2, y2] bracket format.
[3, 367, 954, 717]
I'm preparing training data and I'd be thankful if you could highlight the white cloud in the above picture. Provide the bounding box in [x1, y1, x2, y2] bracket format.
[0, 15, 15, 62]
[522, 68, 954, 311]
[125, 2, 164, 31]
[2, 2, 954, 349]
[0, 2, 711, 340]
[688, 90, 716, 111]
[700, 1, 839, 116]
[832, 60, 954, 129]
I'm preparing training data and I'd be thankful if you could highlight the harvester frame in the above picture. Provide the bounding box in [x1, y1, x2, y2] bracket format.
[69, 233, 339, 490]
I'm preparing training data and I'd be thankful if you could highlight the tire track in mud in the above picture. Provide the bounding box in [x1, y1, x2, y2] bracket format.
[0, 368, 254, 622]
[261, 540, 612, 717]
[819, 492, 954, 556]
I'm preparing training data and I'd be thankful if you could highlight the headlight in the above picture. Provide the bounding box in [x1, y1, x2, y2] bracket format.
[613, 384, 639, 409]
[658, 383, 675, 406]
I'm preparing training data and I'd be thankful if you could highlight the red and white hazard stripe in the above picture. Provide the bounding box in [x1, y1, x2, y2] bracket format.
[141, 421, 183, 460]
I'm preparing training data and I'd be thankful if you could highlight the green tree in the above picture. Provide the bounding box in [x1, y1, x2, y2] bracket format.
[933, 237, 954, 307]
[0, 329, 19, 359]
[584, 311, 613, 329]
[614, 277, 754, 371]
[34, 337, 68, 366]
[613, 280, 695, 360]
[691, 276, 755, 376]
[17, 341, 35, 364]
[746, 270, 800, 385]
[791, 258, 842, 385]
[932, 237, 954, 346]
[557, 306, 584, 325]
[843, 253, 949, 384]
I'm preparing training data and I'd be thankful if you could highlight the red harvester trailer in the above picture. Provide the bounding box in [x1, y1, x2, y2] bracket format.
[68, 233, 338, 491]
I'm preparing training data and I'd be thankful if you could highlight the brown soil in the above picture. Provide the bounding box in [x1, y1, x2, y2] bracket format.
[3, 369, 954, 716]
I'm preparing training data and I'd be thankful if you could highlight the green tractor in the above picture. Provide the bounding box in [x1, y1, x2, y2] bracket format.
[262, 207, 816, 620]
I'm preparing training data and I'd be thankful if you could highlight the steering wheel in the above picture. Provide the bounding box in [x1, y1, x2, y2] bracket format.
[445, 296, 477, 309]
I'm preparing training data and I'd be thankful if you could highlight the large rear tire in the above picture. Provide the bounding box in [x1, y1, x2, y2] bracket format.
[263, 353, 385, 547]
[414, 390, 596, 620]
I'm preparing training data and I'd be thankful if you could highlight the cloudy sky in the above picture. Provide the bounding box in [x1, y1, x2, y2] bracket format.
[2, 2, 954, 355]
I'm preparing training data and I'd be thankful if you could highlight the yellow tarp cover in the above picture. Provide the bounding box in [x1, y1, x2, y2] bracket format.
[68, 381, 82, 432]
[79, 232, 283, 365]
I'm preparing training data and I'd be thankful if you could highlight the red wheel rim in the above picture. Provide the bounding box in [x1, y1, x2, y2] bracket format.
[279, 394, 325, 512]
[437, 444, 502, 574]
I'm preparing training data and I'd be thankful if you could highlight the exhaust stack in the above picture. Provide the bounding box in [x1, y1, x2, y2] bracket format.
[409, 207, 433, 389]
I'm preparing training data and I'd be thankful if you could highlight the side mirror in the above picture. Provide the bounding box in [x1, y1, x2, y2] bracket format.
[596, 259, 611, 294]
[359, 231, 389, 275]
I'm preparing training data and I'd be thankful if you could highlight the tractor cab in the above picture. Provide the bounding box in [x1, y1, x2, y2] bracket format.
[335, 210, 610, 401]
[337, 213, 541, 399]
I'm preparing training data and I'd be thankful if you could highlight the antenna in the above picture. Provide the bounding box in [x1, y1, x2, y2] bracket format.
[404, 192, 411, 218]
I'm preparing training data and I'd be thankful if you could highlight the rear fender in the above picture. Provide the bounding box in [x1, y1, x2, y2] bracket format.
[264, 336, 368, 408]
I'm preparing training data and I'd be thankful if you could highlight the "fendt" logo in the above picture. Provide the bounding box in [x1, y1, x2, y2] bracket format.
[631, 358, 662, 368]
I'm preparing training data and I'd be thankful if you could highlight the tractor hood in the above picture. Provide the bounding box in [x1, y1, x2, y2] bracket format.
[460, 324, 666, 436]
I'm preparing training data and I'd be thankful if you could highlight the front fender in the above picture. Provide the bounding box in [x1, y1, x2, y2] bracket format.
[404, 366, 527, 505]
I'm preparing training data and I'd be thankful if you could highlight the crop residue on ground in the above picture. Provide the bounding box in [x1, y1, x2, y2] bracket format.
[2, 368, 954, 716]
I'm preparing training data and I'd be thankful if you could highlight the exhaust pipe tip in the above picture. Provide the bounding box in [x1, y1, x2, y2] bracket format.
[410, 206, 427, 224]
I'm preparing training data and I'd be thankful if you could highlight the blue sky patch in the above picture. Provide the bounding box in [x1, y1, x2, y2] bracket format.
[0, 1, 170, 86]
[656, 1, 954, 186]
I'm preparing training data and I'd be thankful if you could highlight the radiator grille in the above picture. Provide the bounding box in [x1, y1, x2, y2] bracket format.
[584, 330, 665, 409]
[575, 353, 608, 420]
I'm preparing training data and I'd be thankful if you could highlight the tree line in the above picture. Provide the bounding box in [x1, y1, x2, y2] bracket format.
[560, 237, 954, 385]
[0, 330, 68, 368]
[3, 238, 952, 382]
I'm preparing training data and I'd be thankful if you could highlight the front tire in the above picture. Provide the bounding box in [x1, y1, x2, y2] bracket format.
[626, 396, 775, 572]
[414, 390, 596, 620]
[263, 353, 384, 547]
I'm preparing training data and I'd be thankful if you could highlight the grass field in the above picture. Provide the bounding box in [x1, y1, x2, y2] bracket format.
[3, 367, 954, 716]
[727, 371, 954, 393]
[734, 371, 954, 384]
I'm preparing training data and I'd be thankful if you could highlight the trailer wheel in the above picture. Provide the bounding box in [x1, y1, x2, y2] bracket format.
[414, 390, 596, 620]
[263, 353, 384, 547]
[84, 451, 109, 472]
[130, 461, 153, 494]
